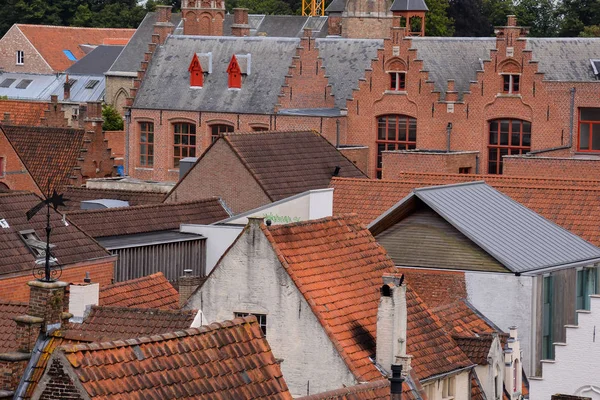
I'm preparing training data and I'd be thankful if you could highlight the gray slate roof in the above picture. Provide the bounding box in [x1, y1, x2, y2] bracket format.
[371, 182, 600, 274]
[108, 11, 182, 75]
[410, 37, 495, 100]
[526, 38, 600, 81]
[390, 0, 428, 11]
[66, 45, 124, 75]
[316, 38, 382, 108]
[325, 0, 346, 13]
[134, 35, 300, 113]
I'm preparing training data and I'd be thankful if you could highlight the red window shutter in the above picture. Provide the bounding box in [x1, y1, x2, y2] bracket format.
[227, 55, 242, 89]
[188, 53, 204, 87]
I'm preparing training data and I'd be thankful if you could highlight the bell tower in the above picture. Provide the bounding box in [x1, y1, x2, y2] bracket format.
[390, 0, 428, 36]
[182, 0, 225, 36]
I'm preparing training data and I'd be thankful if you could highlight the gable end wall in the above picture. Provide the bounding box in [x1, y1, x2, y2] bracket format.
[0, 25, 53, 74]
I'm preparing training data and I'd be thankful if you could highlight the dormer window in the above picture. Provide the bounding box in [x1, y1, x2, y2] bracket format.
[227, 55, 242, 89]
[390, 72, 406, 91]
[188, 53, 204, 87]
[19, 229, 54, 259]
[502, 74, 520, 94]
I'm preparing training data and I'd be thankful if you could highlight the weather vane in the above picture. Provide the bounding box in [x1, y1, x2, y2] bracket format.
[26, 180, 68, 282]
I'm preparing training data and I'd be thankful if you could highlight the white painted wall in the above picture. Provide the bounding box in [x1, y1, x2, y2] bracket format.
[185, 220, 357, 397]
[465, 272, 533, 374]
[180, 224, 243, 275]
[220, 188, 333, 226]
[529, 295, 600, 400]
[474, 335, 505, 400]
[423, 371, 470, 400]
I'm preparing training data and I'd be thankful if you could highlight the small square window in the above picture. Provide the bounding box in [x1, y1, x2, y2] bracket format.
[389, 72, 406, 91]
[234, 312, 267, 335]
[15, 79, 32, 89]
[458, 167, 471, 174]
[0, 78, 16, 88]
[16, 51, 24, 65]
[502, 74, 520, 94]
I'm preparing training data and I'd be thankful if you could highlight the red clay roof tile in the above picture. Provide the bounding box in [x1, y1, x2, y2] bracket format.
[99, 272, 179, 310]
[62, 186, 165, 211]
[453, 335, 497, 366]
[16, 25, 135, 72]
[432, 299, 498, 338]
[0, 300, 28, 352]
[296, 379, 417, 400]
[66, 198, 229, 237]
[263, 215, 472, 382]
[0, 100, 47, 126]
[396, 267, 467, 309]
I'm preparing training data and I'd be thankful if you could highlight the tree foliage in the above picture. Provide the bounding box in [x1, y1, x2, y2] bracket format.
[102, 103, 124, 131]
[425, 0, 455, 36]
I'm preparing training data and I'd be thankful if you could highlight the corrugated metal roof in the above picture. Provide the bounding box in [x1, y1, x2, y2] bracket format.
[410, 182, 600, 273]
[0, 72, 104, 102]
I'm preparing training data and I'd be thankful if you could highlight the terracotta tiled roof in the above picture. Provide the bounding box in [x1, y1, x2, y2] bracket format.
[0, 191, 111, 279]
[432, 299, 498, 337]
[0, 300, 27, 353]
[296, 379, 417, 400]
[65, 306, 197, 342]
[62, 186, 165, 211]
[471, 371, 486, 400]
[396, 267, 467, 309]
[66, 198, 229, 237]
[263, 215, 472, 382]
[99, 272, 179, 309]
[330, 175, 600, 246]
[22, 335, 69, 399]
[1, 124, 85, 194]
[0, 100, 47, 126]
[223, 131, 366, 201]
[16, 25, 135, 72]
[54, 316, 292, 399]
[453, 336, 496, 365]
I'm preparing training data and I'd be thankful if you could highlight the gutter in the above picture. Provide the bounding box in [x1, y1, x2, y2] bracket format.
[419, 364, 475, 384]
[13, 334, 49, 399]
[520, 256, 600, 276]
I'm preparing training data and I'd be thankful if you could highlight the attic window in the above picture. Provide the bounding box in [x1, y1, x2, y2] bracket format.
[188, 53, 204, 88]
[0, 78, 16, 88]
[63, 50, 78, 61]
[227, 55, 243, 89]
[15, 79, 32, 89]
[67, 78, 77, 87]
[85, 80, 99, 89]
[591, 59, 600, 77]
[19, 229, 55, 258]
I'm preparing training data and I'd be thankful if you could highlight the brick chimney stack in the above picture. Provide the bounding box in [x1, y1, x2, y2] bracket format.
[231, 8, 250, 37]
[376, 274, 411, 375]
[182, 0, 225, 36]
[179, 269, 205, 307]
[154, 5, 175, 44]
[63, 77, 71, 101]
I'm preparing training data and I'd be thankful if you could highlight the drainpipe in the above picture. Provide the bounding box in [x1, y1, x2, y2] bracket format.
[124, 108, 131, 176]
[336, 119, 340, 148]
[568, 87, 576, 148]
[446, 122, 452, 152]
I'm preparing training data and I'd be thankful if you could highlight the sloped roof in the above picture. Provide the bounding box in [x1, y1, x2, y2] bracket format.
[109, 12, 182, 74]
[316, 38, 382, 108]
[66, 45, 124, 75]
[471, 371, 487, 400]
[432, 299, 499, 338]
[370, 182, 600, 273]
[263, 215, 472, 382]
[62, 186, 165, 211]
[54, 316, 292, 399]
[410, 37, 495, 100]
[16, 24, 135, 72]
[220, 131, 366, 201]
[99, 272, 179, 309]
[0, 191, 111, 278]
[0, 301, 28, 352]
[0, 72, 105, 103]
[65, 306, 197, 342]
[297, 378, 418, 400]
[454, 336, 497, 366]
[1, 124, 85, 193]
[526, 38, 600, 81]
[330, 174, 600, 247]
[0, 100, 47, 126]
[66, 198, 228, 237]
[134, 35, 299, 113]
[390, 0, 429, 11]
[395, 267, 466, 309]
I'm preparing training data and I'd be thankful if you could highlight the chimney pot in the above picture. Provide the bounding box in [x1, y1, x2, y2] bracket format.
[84, 271, 91, 283]
[507, 15, 517, 27]
[389, 364, 404, 398]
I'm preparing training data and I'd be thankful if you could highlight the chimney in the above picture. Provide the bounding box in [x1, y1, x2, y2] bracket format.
[376, 274, 409, 374]
[389, 364, 404, 400]
[231, 8, 250, 37]
[153, 5, 175, 44]
[68, 273, 100, 321]
[63, 76, 71, 101]
[179, 269, 204, 307]
[182, 0, 225, 36]
[327, 14, 342, 36]
[507, 15, 517, 27]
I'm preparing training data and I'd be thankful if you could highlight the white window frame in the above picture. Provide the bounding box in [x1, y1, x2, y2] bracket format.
[16, 50, 24, 65]
[501, 73, 520, 94]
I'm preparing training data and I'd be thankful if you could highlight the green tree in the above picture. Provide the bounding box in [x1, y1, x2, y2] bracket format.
[514, 0, 558, 37]
[425, 0, 455, 36]
[448, 0, 491, 36]
[580, 25, 600, 37]
[102, 104, 124, 131]
[482, 0, 513, 28]
[557, 0, 600, 37]
[71, 4, 94, 27]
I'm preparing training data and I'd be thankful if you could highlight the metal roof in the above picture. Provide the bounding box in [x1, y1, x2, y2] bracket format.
[98, 231, 205, 250]
[370, 182, 600, 274]
[66, 45, 124, 75]
[0, 72, 104, 102]
[390, 0, 429, 11]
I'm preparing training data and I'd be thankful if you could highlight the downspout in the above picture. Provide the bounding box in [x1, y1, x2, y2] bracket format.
[124, 108, 131, 176]
[446, 122, 452, 152]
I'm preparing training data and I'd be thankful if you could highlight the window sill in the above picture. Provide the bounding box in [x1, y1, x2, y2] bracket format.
[385, 90, 407, 95]
[135, 167, 154, 171]
[168, 169, 180, 172]
[496, 93, 521, 98]
[574, 151, 600, 156]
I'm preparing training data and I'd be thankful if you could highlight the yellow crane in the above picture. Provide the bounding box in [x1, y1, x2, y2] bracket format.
[302, 0, 325, 16]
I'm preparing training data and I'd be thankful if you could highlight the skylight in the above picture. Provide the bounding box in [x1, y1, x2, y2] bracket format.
[63, 49, 78, 61]
[15, 79, 32, 89]
[0, 78, 16, 88]
[85, 79, 99, 89]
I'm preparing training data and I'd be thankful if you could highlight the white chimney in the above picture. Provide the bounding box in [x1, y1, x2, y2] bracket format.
[69, 274, 99, 321]
[376, 274, 409, 374]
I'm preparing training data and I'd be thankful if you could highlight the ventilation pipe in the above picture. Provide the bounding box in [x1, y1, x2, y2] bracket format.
[446, 122, 452, 152]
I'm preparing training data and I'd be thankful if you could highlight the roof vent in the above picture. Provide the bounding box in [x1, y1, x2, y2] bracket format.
[235, 54, 251, 75]
[333, 166, 341, 176]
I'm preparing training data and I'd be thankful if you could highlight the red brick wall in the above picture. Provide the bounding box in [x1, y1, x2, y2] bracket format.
[342, 16, 392, 39]
[0, 259, 115, 303]
[38, 358, 84, 400]
[382, 151, 478, 179]
[0, 358, 28, 393]
[165, 139, 270, 213]
[338, 146, 369, 175]
[503, 156, 600, 180]
[104, 130, 125, 165]
[0, 127, 42, 194]
[0, 25, 53, 73]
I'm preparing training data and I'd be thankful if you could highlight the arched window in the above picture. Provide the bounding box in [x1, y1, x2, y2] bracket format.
[513, 359, 519, 392]
[488, 119, 531, 174]
[210, 124, 234, 142]
[376, 115, 416, 178]
[173, 122, 196, 168]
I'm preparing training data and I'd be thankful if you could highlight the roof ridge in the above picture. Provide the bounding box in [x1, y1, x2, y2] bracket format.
[88, 305, 198, 315]
[16, 24, 135, 31]
[266, 213, 358, 232]
[66, 197, 221, 215]
[101, 272, 165, 289]
[61, 315, 258, 353]
[297, 379, 389, 399]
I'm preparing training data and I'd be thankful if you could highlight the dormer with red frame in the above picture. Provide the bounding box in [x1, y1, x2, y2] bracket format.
[227, 54, 242, 89]
[188, 53, 204, 88]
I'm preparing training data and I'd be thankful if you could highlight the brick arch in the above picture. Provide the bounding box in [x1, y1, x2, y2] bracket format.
[385, 57, 407, 72]
[498, 58, 521, 74]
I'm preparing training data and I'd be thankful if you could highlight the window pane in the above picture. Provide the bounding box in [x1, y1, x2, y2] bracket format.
[140, 155, 146, 165]
[503, 75, 510, 92]
[141, 133, 147, 143]
[512, 75, 520, 92]
[148, 145, 154, 155]
[174, 147, 180, 157]
[148, 133, 154, 143]
[488, 161, 497, 174]
[489, 148, 498, 161]
[500, 131, 509, 145]
[593, 124, 600, 150]
[388, 117, 397, 140]
[148, 156, 153, 166]
[182, 135, 188, 145]
[378, 119, 386, 140]
[581, 108, 600, 121]
[174, 135, 181, 144]
[190, 148, 196, 157]
[399, 73, 406, 90]
[511, 132, 520, 146]
[523, 121, 531, 134]
[140, 144, 147, 154]
[580, 124, 590, 150]
[390, 73, 397, 90]
[387, 143, 395, 151]
[522, 132, 531, 147]
[408, 119, 416, 142]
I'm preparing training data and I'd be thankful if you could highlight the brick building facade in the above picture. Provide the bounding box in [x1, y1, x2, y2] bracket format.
[125, 4, 600, 182]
